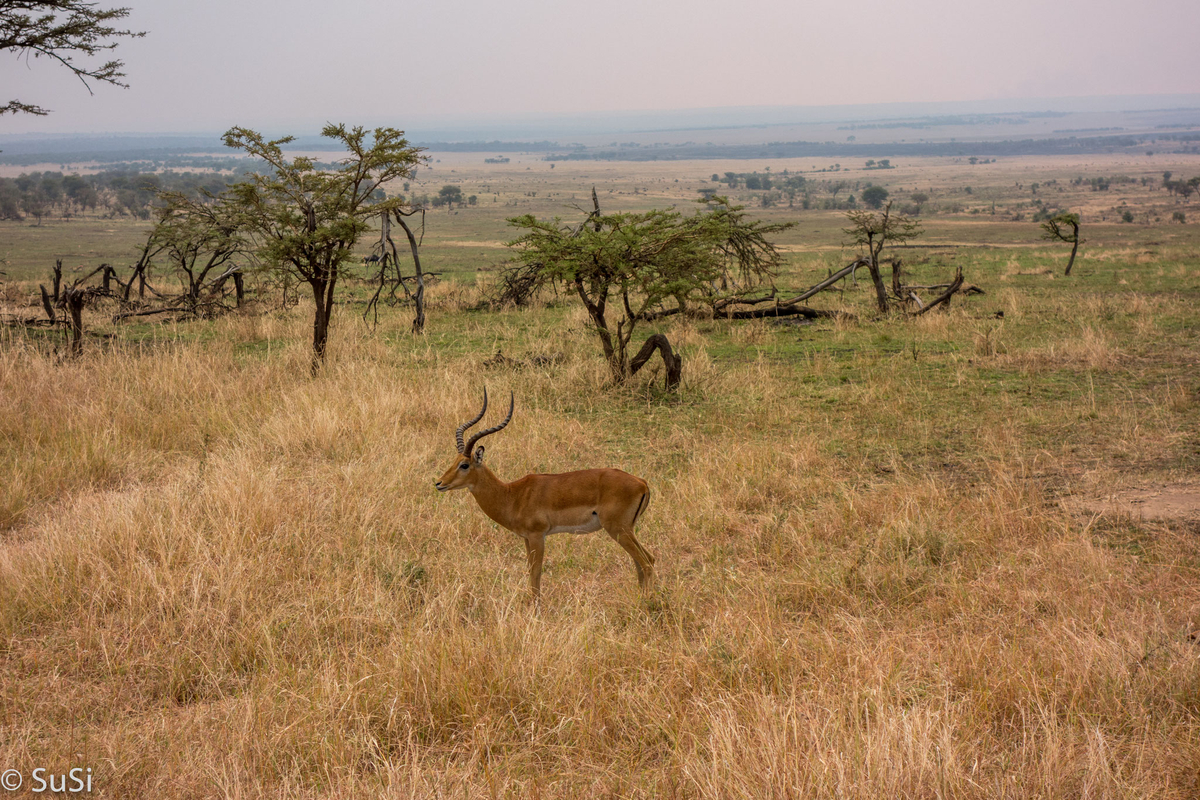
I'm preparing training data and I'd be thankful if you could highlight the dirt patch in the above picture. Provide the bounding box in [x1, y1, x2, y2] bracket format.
[1071, 483, 1200, 522]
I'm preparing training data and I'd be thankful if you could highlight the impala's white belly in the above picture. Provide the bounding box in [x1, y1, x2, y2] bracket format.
[547, 510, 602, 536]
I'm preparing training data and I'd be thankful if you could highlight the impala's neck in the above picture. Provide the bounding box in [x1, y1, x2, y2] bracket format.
[468, 464, 518, 529]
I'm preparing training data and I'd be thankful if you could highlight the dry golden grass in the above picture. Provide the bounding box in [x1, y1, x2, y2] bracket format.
[2, 285, 1198, 799]
[5, 154, 1200, 795]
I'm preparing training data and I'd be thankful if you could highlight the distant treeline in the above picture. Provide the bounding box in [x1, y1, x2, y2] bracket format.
[412, 140, 561, 152]
[0, 150, 253, 170]
[545, 132, 1200, 162]
[8, 129, 1200, 169]
[0, 142, 563, 167]
[0, 169, 231, 222]
[837, 116, 1033, 131]
[716, 171, 809, 191]
[0, 152, 348, 173]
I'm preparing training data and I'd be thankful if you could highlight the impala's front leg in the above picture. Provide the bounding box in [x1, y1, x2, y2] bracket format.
[524, 533, 546, 600]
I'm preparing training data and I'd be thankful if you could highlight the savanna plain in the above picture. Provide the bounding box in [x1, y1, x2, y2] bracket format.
[2, 152, 1200, 798]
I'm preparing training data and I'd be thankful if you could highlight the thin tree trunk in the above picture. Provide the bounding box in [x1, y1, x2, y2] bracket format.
[395, 212, 426, 334]
[126, 243, 149, 302]
[1065, 238, 1079, 276]
[628, 333, 682, 391]
[311, 277, 330, 373]
[574, 275, 615, 369]
[862, 234, 889, 313]
[64, 291, 84, 357]
[867, 256, 889, 313]
[233, 272, 244, 307]
[123, 264, 137, 302]
[52, 259, 62, 302]
[40, 285, 56, 322]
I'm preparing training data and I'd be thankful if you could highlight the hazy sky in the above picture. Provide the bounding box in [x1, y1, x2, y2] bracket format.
[3, 0, 1199, 136]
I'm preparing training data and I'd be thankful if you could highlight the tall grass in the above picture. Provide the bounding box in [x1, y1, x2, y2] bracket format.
[2, 253, 1200, 797]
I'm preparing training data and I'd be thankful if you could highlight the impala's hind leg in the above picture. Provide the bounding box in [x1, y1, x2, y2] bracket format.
[607, 526, 655, 592]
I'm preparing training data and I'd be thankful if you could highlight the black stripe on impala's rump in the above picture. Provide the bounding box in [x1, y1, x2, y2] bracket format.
[631, 489, 650, 528]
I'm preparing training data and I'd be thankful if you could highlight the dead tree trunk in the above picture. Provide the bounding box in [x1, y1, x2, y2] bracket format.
[62, 289, 85, 357]
[628, 333, 682, 391]
[364, 209, 429, 334]
[865, 232, 889, 313]
[781, 259, 864, 305]
[233, 272, 244, 307]
[52, 259, 62, 302]
[129, 235, 165, 301]
[124, 262, 145, 303]
[911, 267, 964, 316]
[395, 210, 427, 334]
[40, 285, 56, 322]
[724, 304, 843, 320]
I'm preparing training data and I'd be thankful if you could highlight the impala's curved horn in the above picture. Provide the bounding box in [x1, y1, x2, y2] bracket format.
[456, 388, 489, 453]
[465, 392, 514, 456]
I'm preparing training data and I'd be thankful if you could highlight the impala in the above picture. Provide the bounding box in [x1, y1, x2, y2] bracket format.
[435, 390, 655, 598]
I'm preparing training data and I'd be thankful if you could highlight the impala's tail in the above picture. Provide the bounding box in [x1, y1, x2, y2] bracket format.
[632, 489, 650, 528]
[631, 489, 655, 565]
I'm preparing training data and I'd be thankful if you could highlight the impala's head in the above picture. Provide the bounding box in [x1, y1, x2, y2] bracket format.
[435, 388, 514, 492]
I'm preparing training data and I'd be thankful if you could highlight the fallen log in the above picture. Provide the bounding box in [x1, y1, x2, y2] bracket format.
[641, 257, 867, 323]
[111, 307, 188, 321]
[40, 285, 56, 321]
[781, 259, 867, 305]
[907, 282, 985, 295]
[1, 315, 61, 328]
[722, 303, 845, 320]
[911, 268, 964, 316]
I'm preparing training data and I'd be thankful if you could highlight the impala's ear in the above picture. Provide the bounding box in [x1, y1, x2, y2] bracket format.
[474, 446, 485, 465]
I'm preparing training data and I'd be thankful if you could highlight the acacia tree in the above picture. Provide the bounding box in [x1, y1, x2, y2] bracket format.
[1040, 211, 1083, 275]
[222, 124, 426, 371]
[843, 201, 922, 313]
[861, 185, 889, 209]
[506, 193, 791, 390]
[437, 185, 463, 209]
[1, 1, 144, 116]
[148, 190, 248, 314]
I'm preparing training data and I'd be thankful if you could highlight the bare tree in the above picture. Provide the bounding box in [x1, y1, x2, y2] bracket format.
[123, 232, 167, 302]
[48, 264, 112, 356]
[843, 202, 923, 313]
[364, 207, 432, 333]
[1040, 212, 1083, 276]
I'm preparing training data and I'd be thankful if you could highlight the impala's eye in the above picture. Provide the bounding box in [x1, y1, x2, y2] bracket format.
[459, 463, 469, 470]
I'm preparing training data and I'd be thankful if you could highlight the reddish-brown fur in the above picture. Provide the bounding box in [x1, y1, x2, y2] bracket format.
[436, 401, 655, 598]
